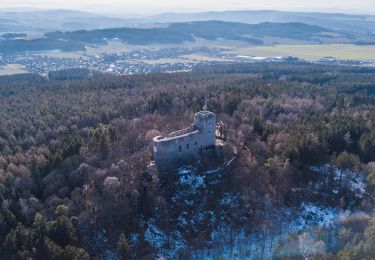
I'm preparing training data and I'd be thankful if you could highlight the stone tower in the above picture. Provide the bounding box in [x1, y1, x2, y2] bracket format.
[193, 110, 216, 148]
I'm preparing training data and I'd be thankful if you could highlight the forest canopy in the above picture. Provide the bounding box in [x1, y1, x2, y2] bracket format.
[0, 62, 375, 258]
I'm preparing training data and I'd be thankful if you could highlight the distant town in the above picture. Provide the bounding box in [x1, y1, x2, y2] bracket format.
[1, 46, 373, 76]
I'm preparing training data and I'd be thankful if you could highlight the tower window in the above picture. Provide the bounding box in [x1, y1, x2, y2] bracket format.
[195, 141, 198, 146]
[179, 145, 182, 152]
[186, 143, 189, 149]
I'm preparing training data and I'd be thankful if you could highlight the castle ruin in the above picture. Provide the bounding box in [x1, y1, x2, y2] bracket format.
[153, 111, 216, 168]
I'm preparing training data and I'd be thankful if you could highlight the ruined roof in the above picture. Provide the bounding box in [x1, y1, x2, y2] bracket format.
[153, 111, 215, 143]
[195, 110, 215, 119]
[153, 125, 198, 143]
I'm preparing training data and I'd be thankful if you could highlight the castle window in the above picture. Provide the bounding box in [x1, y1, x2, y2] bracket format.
[186, 143, 189, 149]
[179, 145, 182, 152]
[195, 141, 197, 146]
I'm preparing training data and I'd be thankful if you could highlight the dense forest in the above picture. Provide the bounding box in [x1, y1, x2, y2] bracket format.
[0, 62, 375, 259]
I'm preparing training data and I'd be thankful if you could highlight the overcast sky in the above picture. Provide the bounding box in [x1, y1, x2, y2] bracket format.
[2, 0, 375, 16]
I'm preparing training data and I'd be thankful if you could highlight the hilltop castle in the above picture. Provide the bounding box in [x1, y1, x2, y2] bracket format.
[153, 111, 217, 168]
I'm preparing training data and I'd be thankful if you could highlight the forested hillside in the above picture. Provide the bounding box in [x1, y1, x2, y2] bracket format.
[0, 62, 375, 259]
[0, 21, 346, 53]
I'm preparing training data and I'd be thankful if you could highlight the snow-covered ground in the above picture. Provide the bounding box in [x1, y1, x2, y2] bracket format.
[143, 219, 187, 259]
[137, 201, 351, 259]
[310, 164, 366, 198]
[196, 203, 352, 260]
[130, 164, 366, 259]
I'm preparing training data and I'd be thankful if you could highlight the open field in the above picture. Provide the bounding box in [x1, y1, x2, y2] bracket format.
[181, 53, 231, 62]
[0, 64, 28, 75]
[233, 44, 375, 61]
[28, 42, 375, 62]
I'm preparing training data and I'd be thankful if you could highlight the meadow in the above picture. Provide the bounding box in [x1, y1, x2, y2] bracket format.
[234, 44, 375, 60]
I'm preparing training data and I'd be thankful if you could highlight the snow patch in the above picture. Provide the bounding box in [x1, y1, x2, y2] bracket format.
[144, 218, 187, 258]
[310, 164, 366, 198]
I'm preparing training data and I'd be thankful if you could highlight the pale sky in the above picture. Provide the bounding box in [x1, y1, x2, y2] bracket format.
[2, 0, 375, 16]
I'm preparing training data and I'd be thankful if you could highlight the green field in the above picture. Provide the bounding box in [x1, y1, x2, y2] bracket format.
[234, 44, 375, 61]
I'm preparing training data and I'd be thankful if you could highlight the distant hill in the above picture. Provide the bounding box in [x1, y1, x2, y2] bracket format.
[0, 21, 341, 53]
[0, 38, 85, 53]
[45, 21, 335, 44]
[1, 9, 375, 34]
[148, 10, 375, 33]
[0, 8, 139, 32]
[1, 33, 27, 39]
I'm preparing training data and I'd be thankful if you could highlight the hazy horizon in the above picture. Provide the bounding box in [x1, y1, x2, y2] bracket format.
[1, 0, 375, 16]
